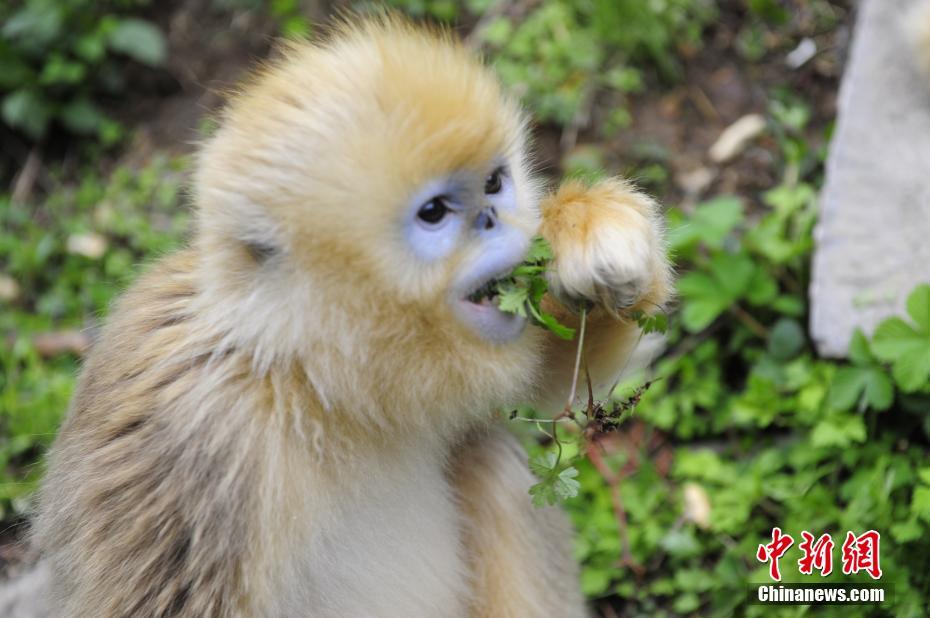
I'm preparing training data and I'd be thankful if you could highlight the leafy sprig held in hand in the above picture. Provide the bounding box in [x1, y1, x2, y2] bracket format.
[494, 236, 667, 340]
[493, 236, 576, 340]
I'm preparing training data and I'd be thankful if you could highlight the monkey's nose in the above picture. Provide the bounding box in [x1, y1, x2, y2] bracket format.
[475, 206, 498, 231]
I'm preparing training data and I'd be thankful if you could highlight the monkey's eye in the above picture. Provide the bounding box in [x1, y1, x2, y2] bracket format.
[484, 168, 504, 195]
[417, 196, 451, 225]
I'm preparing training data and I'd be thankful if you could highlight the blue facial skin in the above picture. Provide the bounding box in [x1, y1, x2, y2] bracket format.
[404, 165, 530, 344]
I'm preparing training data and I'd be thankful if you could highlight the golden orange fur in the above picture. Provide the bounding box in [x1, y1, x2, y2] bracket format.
[33, 16, 671, 617]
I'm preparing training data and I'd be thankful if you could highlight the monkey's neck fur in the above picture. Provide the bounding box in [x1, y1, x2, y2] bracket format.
[187, 238, 540, 457]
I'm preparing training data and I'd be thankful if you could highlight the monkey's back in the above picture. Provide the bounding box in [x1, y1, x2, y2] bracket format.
[33, 249, 270, 617]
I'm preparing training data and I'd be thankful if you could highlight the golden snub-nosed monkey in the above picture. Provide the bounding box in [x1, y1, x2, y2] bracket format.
[34, 16, 672, 618]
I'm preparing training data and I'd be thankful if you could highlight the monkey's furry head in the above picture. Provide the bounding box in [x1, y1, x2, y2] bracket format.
[192, 17, 544, 435]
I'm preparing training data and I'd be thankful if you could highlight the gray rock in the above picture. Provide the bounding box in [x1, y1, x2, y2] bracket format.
[0, 562, 49, 618]
[811, 0, 930, 357]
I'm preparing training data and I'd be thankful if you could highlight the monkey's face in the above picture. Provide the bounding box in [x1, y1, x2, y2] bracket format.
[213, 24, 542, 347]
[401, 162, 535, 344]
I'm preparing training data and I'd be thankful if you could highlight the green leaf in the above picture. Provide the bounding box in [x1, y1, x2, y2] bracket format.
[481, 17, 513, 47]
[552, 466, 580, 500]
[677, 253, 759, 332]
[529, 453, 557, 477]
[75, 33, 107, 62]
[673, 593, 701, 614]
[660, 528, 700, 558]
[828, 367, 866, 411]
[892, 347, 930, 392]
[60, 99, 104, 135]
[829, 328, 895, 410]
[492, 236, 575, 338]
[107, 19, 167, 66]
[2, 90, 51, 139]
[767, 318, 804, 360]
[772, 294, 804, 316]
[745, 218, 796, 264]
[0, 56, 34, 90]
[745, 267, 778, 305]
[2, 4, 63, 46]
[748, 0, 790, 23]
[872, 317, 924, 359]
[525, 236, 554, 263]
[580, 567, 611, 597]
[891, 518, 923, 543]
[528, 454, 579, 506]
[870, 288, 930, 391]
[631, 310, 668, 335]
[906, 284, 930, 332]
[39, 55, 86, 85]
[496, 281, 529, 317]
[529, 476, 558, 507]
[280, 16, 311, 38]
[680, 298, 729, 333]
[829, 366, 893, 412]
[810, 413, 866, 448]
[862, 368, 894, 411]
[667, 196, 744, 252]
[912, 486, 930, 523]
[531, 305, 576, 340]
[711, 253, 755, 299]
[763, 183, 815, 215]
[847, 328, 874, 366]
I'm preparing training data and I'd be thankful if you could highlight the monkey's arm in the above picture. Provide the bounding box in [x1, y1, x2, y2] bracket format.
[533, 178, 672, 412]
[452, 425, 587, 618]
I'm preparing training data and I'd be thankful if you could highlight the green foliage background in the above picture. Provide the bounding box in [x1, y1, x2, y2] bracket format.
[1, 0, 927, 615]
[0, 0, 166, 143]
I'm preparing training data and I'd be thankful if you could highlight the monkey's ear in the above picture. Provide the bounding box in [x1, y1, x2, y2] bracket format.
[243, 239, 279, 264]
[195, 174, 285, 266]
[227, 210, 283, 266]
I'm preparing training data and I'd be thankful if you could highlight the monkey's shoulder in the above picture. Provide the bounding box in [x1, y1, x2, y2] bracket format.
[64, 248, 216, 430]
[102, 247, 201, 339]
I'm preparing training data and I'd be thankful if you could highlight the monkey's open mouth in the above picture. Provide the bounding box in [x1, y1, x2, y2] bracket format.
[465, 275, 507, 306]
[454, 270, 526, 344]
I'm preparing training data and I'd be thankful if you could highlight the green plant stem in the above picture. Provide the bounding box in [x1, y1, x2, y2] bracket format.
[565, 305, 588, 412]
[729, 304, 769, 338]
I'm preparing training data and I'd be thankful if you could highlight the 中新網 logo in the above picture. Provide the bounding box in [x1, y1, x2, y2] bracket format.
[756, 528, 882, 581]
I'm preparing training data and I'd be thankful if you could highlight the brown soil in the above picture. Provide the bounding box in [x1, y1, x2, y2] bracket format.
[552, 0, 853, 211]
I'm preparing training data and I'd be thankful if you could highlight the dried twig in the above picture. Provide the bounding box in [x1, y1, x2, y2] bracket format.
[586, 439, 640, 573]
[11, 147, 42, 204]
[730, 304, 769, 338]
[6, 330, 93, 358]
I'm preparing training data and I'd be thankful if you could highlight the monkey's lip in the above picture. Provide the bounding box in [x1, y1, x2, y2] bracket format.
[453, 269, 526, 343]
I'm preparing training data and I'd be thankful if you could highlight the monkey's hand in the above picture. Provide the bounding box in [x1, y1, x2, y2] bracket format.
[538, 178, 672, 316]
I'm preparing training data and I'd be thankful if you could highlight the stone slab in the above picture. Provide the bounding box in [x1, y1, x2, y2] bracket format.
[811, 0, 930, 356]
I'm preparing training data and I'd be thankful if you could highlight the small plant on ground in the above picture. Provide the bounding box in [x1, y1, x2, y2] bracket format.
[1, 0, 168, 143]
